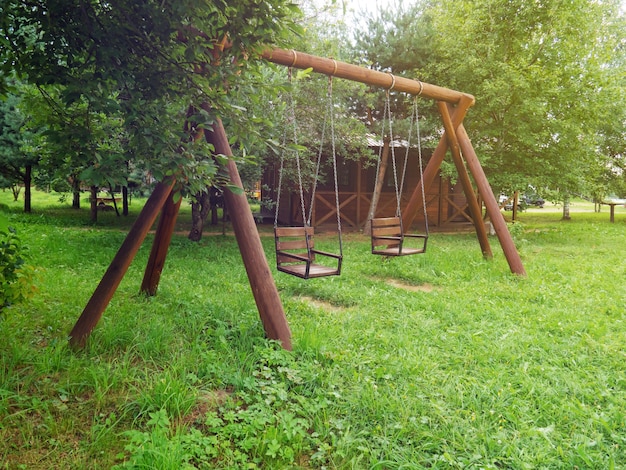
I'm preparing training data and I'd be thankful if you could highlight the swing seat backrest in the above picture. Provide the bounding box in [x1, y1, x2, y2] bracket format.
[275, 226, 342, 279]
[371, 217, 427, 256]
[275, 226, 316, 264]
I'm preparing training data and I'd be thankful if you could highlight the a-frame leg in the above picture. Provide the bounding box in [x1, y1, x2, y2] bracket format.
[457, 125, 526, 275]
[205, 116, 292, 350]
[69, 178, 176, 349]
[438, 101, 493, 259]
[140, 192, 182, 296]
[403, 97, 525, 276]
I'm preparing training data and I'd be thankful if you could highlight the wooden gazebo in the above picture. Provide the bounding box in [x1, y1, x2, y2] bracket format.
[263, 139, 478, 232]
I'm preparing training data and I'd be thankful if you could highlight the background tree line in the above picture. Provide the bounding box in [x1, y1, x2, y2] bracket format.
[1, 0, 624, 229]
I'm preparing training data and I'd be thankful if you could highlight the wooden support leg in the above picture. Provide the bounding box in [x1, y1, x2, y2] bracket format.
[69, 178, 177, 348]
[457, 125, 526, 276]
[438, 102, 493, 259]
[140, 192, 182, 296]
[205, 117, 292, 350]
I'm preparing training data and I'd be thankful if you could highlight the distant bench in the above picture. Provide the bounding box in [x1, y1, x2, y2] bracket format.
[601, 200, 625, 223]
[94, 197, 122, 212]
[94, 197, 121, 205]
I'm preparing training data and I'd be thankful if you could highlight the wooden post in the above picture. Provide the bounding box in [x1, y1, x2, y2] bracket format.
[140, 193, 182, 296]
[363, 136, 390, 235]
[205, 116, 292, 350]
[263, 48, 474, 105]
[456, 125, 526, 276]
[438, 102, 492, 259]
[141, 115, 207, 294]
[512, 191, 519, 221]
[69, 178, 176, 348]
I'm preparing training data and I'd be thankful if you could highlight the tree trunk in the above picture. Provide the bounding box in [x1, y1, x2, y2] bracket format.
[562, 195, 571, 220]
[72, 178, 81, 209]
[122, 186, 129, 216]
[209, 186, 224, 225]
[188, 190, 211, 241]
[109, 184, 120, 217]
[90, 186, 98, 222]
[11, 185, 21, 202]
[363, 136, 390, 235]
[24, 165, 32, 213]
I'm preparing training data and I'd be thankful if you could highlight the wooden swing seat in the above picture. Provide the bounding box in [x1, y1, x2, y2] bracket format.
[275, 226, 342, 279]
[371, 217, 428, 256]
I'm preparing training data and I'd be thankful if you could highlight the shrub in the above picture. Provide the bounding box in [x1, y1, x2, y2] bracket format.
[0, 226, 36, 311]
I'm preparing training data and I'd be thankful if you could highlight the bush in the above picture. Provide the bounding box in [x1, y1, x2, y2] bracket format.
[0, 226, 36, 311]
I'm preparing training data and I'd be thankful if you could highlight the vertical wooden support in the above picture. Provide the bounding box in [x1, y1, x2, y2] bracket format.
[456, 125, 526, 276]
[512, 191, 519, 221]
[140, 193, 183, 296]
[205, 117, 292, 350]
[69, 178, 176, 348]
[438, 102, 493, 259]
[363, 136, 391, 235]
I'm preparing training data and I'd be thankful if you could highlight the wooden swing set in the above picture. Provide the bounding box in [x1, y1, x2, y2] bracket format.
[68, 47, 526, 352]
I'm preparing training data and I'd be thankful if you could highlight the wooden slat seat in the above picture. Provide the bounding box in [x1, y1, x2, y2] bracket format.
[371, 217, 427, 256]
[275, 226, 342, 279]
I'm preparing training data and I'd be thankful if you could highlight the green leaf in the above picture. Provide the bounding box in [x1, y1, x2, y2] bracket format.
[225, 183, 244, 195]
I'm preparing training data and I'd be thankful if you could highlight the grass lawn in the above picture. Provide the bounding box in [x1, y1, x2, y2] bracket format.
[1, 190, 625, 469]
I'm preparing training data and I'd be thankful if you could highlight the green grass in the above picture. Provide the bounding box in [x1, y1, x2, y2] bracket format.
[1, 189, 625, 469]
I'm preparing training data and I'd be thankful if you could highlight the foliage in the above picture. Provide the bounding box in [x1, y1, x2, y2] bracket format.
[0, 224, 35, 311]
[0, 87, 39, 203]
[351, 2, 441, 135]
[426, 0, 626, 197]
[1, 190, 626, 468]
[116, 345, 333, 468]
[0, 0, 304, 201]
[348, 0, 626, 205]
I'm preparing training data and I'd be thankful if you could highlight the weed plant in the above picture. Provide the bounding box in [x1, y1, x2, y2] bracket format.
[0, 190, 625, 469]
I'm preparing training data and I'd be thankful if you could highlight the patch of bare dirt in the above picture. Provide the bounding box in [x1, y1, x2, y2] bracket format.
[180, 388, 233, 428]
[385, 279, 438, 292]
[300, 296, 344, 313]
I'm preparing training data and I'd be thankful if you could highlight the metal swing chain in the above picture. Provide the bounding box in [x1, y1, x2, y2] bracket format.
[371, 91, 388, 213]
[328, 77, 343, 253]
[414, 97, 429, 236]
[274, 70, 292, 229]
[398, 97, 413, 204]
[307, 79, 327, 226]
[275, 68, 308, 229]
[386, 91, 402, 219]
[287, 74, 309, 229]
[306, 76, 342, 252]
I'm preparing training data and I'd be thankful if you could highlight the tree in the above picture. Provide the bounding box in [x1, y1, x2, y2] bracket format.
[1, 0, 303, 214]
[0, 87, 39, 212]
[423, 0, 626, 216]
[350, 0, 626, 219]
